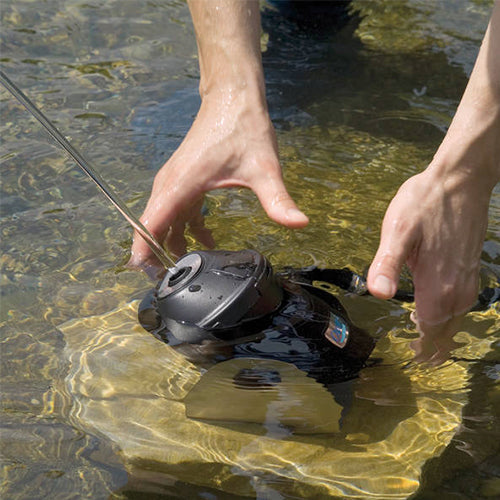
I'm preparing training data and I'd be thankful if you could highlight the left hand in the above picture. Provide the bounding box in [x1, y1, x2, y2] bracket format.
[367, 167, 491, 363]
[367, 2, 500, 363]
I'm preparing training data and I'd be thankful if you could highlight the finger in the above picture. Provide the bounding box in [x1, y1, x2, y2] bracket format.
[129, 208, 175, 269]
[252, 172, 309, 228]
[129, 164, 203, 267]
[165, 219, 188, 259]
[413, 267, 479, 325]
[410, 313, 464, 365]
[126, 251, 168, 281]
[367, 215, 419, 299]
[188, 210, 216, 249]
[129, 183, 183, 269]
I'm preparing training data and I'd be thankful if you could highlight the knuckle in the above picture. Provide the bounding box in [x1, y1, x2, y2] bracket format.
[387, 216, 413, 238]
[373, 251, 405, 277]
[436, 283, 456, 311]
[418, 279, 478, 323]
[272, 190, 292, 205]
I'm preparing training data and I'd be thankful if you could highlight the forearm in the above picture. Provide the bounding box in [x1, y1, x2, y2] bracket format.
[187, 0, 266, 103]
[428, 1, 500, 192]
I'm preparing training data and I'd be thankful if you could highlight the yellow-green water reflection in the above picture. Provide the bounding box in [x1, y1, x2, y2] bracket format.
[1, 0, 499, 499]
[52, 301, 497, 498]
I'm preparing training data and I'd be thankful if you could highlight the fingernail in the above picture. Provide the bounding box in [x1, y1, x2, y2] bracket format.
[126, 257, 139, 270]
[126, 256, 164, 281]
[410, 311, 418, 325]
[126, 249, 141, 268]
[373, 275, 396, 298]
[286, 208, 308, 223]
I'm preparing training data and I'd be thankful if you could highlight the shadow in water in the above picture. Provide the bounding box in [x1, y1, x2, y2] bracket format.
[261, 1, 468, 145]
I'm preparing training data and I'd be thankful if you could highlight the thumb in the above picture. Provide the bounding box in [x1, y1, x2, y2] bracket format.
[252, 173, 309, 228]
[128, 199, 178, 270]
[367, 217, 418, 299]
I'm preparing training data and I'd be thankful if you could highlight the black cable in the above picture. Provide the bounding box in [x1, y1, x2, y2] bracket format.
[281, 266, 499, 311]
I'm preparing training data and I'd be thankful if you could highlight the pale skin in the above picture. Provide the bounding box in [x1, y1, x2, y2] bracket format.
[130, 0, 500, 363]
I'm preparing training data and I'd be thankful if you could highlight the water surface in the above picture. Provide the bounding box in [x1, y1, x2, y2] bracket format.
[1, 1, 499, 498]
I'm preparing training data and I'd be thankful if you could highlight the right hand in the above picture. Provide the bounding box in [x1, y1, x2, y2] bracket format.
[128, 88, 309, 272]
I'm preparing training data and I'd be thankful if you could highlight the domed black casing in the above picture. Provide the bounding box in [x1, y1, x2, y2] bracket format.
[139, 248, 376, 387]
[155, 249, 283, 343]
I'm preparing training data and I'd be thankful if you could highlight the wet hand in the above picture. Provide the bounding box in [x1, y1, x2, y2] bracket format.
[128, 89, 308, 273]
[366, 168, 491, 363]
[409, 313, 464, 366]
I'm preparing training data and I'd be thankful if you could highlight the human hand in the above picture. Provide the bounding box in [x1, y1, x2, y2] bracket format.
[128, 89, 308, 274]
[367, 167, 492, 363]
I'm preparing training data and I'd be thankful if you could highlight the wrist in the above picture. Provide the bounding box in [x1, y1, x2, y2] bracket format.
[199, 63, 266, 106]
[428, 3, 500, 191]
[188, 0, 265, 101]
[428, 102, 500, 193]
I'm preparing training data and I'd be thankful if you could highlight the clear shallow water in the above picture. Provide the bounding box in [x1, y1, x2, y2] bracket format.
[1, 1, 499, 499]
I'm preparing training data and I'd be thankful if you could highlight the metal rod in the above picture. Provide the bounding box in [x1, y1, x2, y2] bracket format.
[0, 69, 176, 269]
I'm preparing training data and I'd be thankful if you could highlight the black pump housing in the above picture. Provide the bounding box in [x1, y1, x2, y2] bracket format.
[138, 248, 499, 396]
[155, 250, 283, 343]
[139, 249, 376, 385]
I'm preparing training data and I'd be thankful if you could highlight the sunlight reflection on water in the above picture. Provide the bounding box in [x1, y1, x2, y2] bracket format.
[1, 0, 499, 498]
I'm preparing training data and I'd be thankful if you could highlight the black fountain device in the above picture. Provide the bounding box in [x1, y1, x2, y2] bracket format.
[139, 248, 381, 385]
[154, 249, 284, 344]
[139, 250, 500, 386]
[149, 248, 364, 345]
